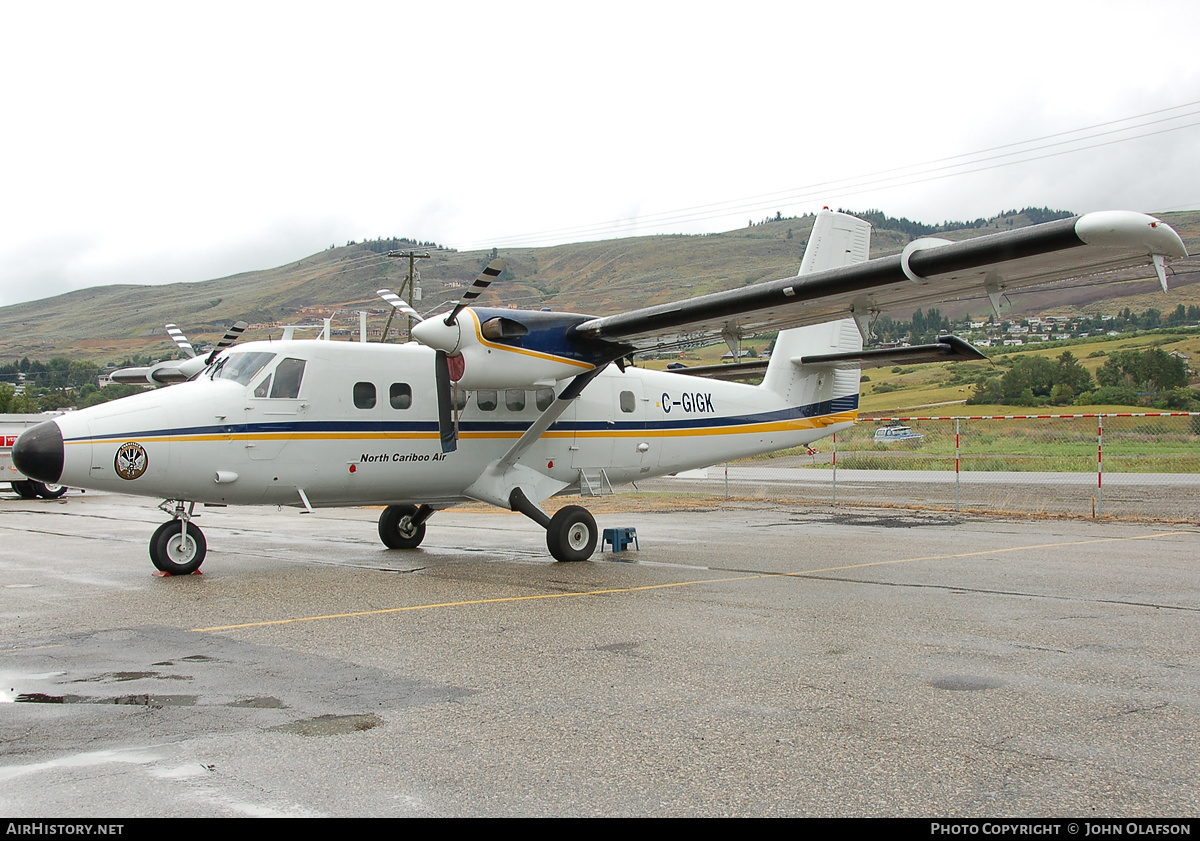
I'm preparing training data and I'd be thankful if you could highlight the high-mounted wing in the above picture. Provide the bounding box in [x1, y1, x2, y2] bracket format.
[573, 211, 1187, 350]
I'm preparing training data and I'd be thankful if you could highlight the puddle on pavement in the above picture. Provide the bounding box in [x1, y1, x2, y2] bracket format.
[227, 696, 286, 708]
[271, 713, 383, 736]
[929, 676, 1002, 691]
[15, 693, 199, 706]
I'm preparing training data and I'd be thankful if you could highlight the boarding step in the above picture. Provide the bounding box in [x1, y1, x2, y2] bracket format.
[578, 468, 614, 497]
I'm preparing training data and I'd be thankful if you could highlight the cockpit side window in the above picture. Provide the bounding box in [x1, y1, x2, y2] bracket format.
[212, 352, 275, 386]
[253, 375, 272, 398]
[270, 358, 306, 399]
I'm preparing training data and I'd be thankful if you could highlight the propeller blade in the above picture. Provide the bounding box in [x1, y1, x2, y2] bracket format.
[205, 321, 249, 365]
[165, 324, 197, 358]
[434, 351, 458, 453]
[376, 290, 424, 323]
[445, 258, 506, 325]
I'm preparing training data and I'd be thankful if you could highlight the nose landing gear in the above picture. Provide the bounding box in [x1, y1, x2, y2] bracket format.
[150, 501, 207, 575]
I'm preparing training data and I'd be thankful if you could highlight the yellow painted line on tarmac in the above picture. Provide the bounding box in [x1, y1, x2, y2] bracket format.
[189, 531, 1186, 633]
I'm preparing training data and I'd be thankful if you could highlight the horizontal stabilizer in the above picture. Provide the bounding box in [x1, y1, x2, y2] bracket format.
[664, 335, 986, 380]
[799, 335, 987, 369]
[664, 360, 769, 382]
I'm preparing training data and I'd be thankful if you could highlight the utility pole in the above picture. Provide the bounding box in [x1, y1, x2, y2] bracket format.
[384, 250, 431, 341]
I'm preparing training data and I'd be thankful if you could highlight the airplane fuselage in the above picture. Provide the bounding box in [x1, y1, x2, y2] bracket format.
[48, 339, 855, 508]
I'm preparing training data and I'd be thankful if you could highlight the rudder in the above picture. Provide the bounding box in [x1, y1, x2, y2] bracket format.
[760, 210, 871, 410]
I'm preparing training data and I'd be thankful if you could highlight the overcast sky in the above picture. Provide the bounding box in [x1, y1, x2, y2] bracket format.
[2, 0, 1198, 308]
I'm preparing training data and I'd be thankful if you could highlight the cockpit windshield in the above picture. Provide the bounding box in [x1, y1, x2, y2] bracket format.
[208, 352, 276, 386]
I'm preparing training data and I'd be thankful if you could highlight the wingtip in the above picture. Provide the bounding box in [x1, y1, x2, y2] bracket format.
[1075, 211, 1188, 259]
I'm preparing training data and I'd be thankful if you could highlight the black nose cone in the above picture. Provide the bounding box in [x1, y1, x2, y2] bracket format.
[12, 421, 64, 484]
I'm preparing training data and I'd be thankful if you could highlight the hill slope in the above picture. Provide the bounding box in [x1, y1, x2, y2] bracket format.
[2, 210, 1197, 362]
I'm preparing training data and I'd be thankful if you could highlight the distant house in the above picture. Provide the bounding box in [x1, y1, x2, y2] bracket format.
[1169, 350, 1193, 376]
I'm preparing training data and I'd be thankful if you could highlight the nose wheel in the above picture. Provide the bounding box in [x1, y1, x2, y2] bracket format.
[150, 502, 207, 575]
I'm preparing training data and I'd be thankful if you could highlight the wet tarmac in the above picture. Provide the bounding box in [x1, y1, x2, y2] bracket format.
[1, 491, 1198, 816]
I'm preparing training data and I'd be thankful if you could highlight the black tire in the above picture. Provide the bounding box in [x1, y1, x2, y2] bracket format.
[12, 481, 38, 499]
[149, 521, 207, 575]
[378, 504, 426, 550]
[546, 505, 597, 562]
[33, 482, 68, 499]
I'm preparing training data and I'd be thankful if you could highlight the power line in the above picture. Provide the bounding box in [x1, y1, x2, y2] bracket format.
[455, 102, 1200, 250]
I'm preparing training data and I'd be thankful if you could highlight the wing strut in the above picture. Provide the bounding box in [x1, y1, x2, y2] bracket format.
[494, 365, 608, 472]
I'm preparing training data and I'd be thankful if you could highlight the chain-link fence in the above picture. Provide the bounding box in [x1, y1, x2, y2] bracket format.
[645, 413, 1200, 522]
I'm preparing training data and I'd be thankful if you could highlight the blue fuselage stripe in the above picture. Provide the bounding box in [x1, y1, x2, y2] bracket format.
[62, 395, 858, 443]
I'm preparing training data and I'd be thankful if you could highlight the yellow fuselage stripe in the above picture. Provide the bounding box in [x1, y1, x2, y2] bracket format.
[65, 410, 858, 446]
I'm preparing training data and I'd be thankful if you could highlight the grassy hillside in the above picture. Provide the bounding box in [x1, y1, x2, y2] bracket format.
[2, 210, 1197, 365]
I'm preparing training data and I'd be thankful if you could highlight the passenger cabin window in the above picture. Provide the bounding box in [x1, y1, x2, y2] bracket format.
[620, 390, 636, 413]
[270, 358, 306, 399]
[505, 389, 525, 411]
[354, 382, 376, 409]
[390, 382, 412, 410]
[477, 390, 498, 411]
[535, 387, 554, 411]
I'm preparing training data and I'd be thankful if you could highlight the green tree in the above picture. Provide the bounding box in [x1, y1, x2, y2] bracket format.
[1097, 348, 1187, 393]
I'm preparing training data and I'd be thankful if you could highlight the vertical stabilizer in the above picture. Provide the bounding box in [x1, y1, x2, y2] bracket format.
[761, 211, 871, 409]
[798, 210, 872, 275]
[761, 318, 862, 409]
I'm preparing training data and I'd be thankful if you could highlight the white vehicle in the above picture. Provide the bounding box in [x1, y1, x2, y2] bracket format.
[2, 413, 68, 498]
[874, 424, 924, 444]
[11, 210, 1186, 574]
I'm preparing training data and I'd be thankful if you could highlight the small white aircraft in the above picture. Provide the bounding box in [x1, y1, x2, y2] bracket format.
[109, 322, 249, 386]
[11, 210, 1187, 574]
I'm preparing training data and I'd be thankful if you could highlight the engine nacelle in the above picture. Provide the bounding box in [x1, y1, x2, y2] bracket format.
[412, 307, 622, 390]
[109, 356, 209, 386]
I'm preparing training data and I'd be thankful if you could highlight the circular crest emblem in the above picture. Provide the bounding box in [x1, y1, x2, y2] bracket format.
[114, 442, 148, 480]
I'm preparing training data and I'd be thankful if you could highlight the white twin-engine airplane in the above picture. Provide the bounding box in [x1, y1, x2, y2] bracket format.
[12, 210, 1188, 574]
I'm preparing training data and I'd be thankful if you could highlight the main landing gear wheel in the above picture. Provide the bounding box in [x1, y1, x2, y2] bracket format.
[546, 505, 598, 563]
[34, 482, 67, 499]
[379, 504, 426, 550]
[149, 520, 207, 575]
